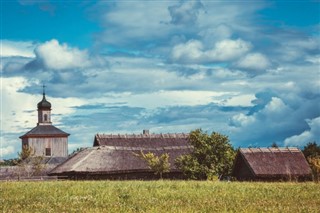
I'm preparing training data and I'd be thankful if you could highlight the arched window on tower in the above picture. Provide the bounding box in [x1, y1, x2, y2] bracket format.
[44, 114, 48, 122]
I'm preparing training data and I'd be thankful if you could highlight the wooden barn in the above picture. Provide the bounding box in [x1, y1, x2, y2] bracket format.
[20, 90, 69, 158]
[49, 132, 191, 179]
[232, 148, 312, 181]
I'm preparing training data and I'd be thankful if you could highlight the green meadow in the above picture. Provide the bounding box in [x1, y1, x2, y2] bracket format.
[1, 181, 319, 213]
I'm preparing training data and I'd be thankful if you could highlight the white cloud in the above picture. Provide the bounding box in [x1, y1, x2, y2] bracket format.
[34, 39, 91, 70]
[228, 97, 297, 145]
[1, 40, 35, 57]
[305, 55, 320, 64]
[0, 146, 15, 158]
[236, 53, 270, 70]
[284, 117, 320, 146]
[229, 113, 255, 127]
[262, 97, 290, 116]
[171, 40, 204, 63]
[94, 90, 231, 109]
[171, 39, 251, 63]
[222, 94, 255, 107]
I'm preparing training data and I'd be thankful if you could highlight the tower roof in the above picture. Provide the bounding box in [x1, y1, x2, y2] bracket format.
[19, 125, 70, 138]
[37, 86, 51, 109]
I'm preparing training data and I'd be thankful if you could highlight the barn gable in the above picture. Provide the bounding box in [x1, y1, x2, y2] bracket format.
[232, 148, 312, 181]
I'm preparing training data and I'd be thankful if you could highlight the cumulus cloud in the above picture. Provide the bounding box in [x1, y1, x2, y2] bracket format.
[171, 39, 251, 63]
[284, 117, 320, 146]
[31, 39, 91, 70]
[236, 53, 270, 71]
[227, 96, 302, 146]
[229, 113, 255, 127]
[230, 97, 293, 128]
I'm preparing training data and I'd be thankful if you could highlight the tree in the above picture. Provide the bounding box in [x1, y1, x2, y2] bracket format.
[15, 145, 46, 178]
[0, 158, 19, 166]
[134, 151, 170, 179]
[302, 142, 320, 182]
[271, 142, 279, 148]
[307, 157, 320, 182]
[18, 145, 35, 162]
[175, 129, 236, 180]
[70, 147, 85, 156]
[302, 142, 320, 158]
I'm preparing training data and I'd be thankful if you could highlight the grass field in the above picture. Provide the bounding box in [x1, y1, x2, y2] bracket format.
[1, 181, 319, 213]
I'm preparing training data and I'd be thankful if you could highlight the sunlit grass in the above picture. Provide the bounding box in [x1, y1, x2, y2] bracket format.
[1, 181, 319, 212]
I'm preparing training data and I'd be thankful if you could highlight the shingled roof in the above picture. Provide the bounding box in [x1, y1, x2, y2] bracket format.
[49, 144, 192, 179]
[232, 147, 312, 181]
[20, 125, 70, 138]
[93, 133, 189, 147]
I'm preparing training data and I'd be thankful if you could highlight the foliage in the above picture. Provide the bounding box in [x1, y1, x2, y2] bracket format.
[18, 145, 35, 162]
[1, 181, 320, 213]
[15, 145, 46, 177]
[134, 151, 170, 179]
[175, 129, 236, 180]
[307, 157, 320, 182]
[302, 142, 320, 158]
[271, 142, 279, 148]
[0, 158, 19, 166]
[70, 147, 85, 156]
[32, 156, 46, 176]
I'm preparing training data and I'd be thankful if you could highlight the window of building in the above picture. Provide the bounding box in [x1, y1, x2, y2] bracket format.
[44, 114, 48, 121]
[45, 148, 51, 156]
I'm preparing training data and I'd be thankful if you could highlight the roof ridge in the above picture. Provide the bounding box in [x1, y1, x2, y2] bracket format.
[96, 132, 189, 139]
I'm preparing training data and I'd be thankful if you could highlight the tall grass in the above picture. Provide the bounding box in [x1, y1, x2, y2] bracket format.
[1, 181, 319, 212]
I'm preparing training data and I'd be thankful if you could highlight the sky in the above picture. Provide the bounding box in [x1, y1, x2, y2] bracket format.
[1, 0, 319, 159]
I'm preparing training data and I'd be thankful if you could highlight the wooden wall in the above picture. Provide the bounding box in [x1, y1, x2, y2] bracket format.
[25, 137, 68, 157]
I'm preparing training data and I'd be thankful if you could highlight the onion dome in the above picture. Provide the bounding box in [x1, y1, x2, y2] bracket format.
[37, 92, 51, 109]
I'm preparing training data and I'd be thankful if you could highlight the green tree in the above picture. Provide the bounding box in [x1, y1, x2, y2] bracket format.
[134, 151, 170, 179]
[302, 142, 320, 158]
[0, 158, 19, 166]
[175, 129, 236, 180]
[271, 142, 279, 148]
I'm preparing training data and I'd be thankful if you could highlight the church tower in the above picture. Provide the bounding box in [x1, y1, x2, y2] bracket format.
[37, 87, 52, 125]
[20, 87, 70, 158]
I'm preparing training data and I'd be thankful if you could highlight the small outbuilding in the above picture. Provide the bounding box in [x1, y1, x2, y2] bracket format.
[232, 147, 312, 181]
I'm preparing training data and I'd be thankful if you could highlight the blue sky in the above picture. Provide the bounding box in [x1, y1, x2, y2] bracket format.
[1, 0, 319, 159]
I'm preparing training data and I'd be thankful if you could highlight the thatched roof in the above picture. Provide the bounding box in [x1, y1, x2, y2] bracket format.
[93, 133, 189, 147]
[20, 125, 69, 138]
[232, 147, 312, 180]
[49, 144, 192, 176]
